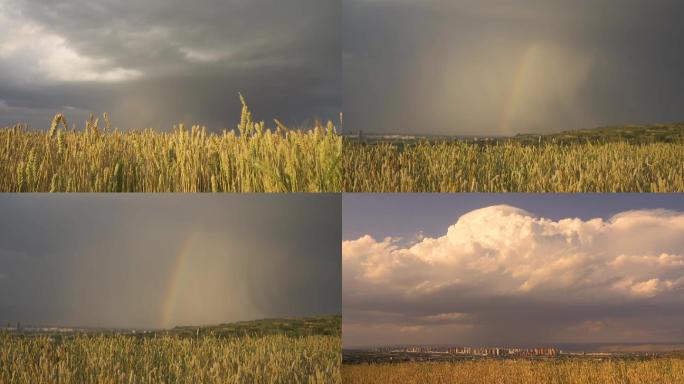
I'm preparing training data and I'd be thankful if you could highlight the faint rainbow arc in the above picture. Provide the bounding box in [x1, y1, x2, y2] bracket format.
[160, 233, 198, 329]
[498, 45, 538, 135]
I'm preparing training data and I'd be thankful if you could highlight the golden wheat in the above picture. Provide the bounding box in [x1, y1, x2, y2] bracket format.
[342, 359, 684, 384]
[0, 333, 340, 384]
[0, 99, 341, 192]
[344, 140, 684, 192]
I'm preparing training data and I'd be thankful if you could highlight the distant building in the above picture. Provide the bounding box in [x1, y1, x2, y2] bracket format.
[445, 345, 559, 357]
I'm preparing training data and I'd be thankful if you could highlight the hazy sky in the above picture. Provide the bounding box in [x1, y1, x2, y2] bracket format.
[344, 0, 684, 135]
[0, 194, 341, 329]
[343, 194, 684, 348]
[0, 0, 340, 130]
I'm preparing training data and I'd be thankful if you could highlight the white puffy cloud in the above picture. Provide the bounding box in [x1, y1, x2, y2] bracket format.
[344, 205, 684, 300]
[343, 205, 684, 346]
[0, 7, 141, 83]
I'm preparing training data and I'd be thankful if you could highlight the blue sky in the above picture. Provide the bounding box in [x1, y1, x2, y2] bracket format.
[343, 193, 684, 240]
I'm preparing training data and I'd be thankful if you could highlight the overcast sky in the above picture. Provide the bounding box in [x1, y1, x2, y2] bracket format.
[0, 194, 341, 329]
[343, 194, 684, 348]
[0, 0, 340, 130]
[344, 0, 684, 135]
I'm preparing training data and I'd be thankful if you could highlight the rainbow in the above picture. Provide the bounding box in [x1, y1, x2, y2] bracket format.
[159, 233, 198, 329]
[498, 45, 539, 135]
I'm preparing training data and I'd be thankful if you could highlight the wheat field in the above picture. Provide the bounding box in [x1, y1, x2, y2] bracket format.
[342, 359, 684, 384]
[0, 333, 340, 384]
[0, 97, 341, 192]
[344, 140, 684, 192]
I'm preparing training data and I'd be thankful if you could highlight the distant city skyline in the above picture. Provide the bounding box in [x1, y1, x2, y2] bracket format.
[343, 194, 684, 348]
[348, 342, 684, 353]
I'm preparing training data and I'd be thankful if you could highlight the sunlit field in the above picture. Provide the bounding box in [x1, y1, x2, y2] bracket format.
[0, 98, 341, 192]
[344, 127, 684, 192]
[0, 317, 341, 384]
[342, 359, 684, 384]
[0, 334, 339, 384]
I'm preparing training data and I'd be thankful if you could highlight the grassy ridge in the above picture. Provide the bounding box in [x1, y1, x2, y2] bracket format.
[342, 359, 684, 384]
[0, 316, 342, 383]
[344, 127, 684, 192]
[171, 315, 341, 338]
[512, 124, 684, 145]
[0, 98, 342, 192]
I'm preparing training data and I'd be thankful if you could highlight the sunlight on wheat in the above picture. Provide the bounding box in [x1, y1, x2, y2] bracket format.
[344, 140, 684, 192]
[343, 359, 684, 384]
[0, 333, 340, 384]
[0, 98, 341, 192]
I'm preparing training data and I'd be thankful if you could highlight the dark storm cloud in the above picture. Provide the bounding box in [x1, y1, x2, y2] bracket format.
[343, 0, 684, 135]
[344, 285, 684, 347]
[0, 0, 340, 130]
[0, 194, 341, 329]
[342, 195, 684, 348]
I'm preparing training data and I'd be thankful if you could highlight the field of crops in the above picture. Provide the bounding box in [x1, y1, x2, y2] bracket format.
[342, 359, 684, 384]
[0, 332, 340, 383]
[0, 98, 341, 192]
[344, 140, 684, 192]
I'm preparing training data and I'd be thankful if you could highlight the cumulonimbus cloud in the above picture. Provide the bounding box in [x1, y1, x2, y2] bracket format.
[343, 205, 684, 345]
[344, 205, 684, 300]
